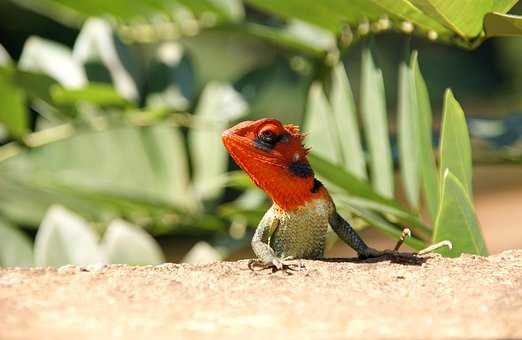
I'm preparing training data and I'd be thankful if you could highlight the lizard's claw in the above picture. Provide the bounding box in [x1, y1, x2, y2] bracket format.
[248, 256, 304, 273]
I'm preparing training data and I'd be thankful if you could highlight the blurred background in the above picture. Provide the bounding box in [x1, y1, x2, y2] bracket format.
[0, 0, 521, 266]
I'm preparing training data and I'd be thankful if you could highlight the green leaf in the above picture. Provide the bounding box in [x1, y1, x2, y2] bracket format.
[242, 23, 327, 57]
[439, 89, 472, 196]
[0, 219, 33, 266]
[360, 48, 394, 198]
[309, 153, 431, 236]
[433, 170, 487, 257]
[0, 67, 29, 138]
[342, 203, 426, 250]
[34, 205, 102, 266]
[410, 51, 439, 219]
[330, 63, 367, 180]
[484, 12, 522, 38]
[73, 18, 138, 100]
[246, 0, 354, 33]
[493, 0, 519, 12]
[397, 62, 420, 208]
[19, 36, 87, 88]
[409, 0, 491, 38]
[10, 0, 242, 29]
[101, 219, 164, 265]
[0, 44, 11, 65]
[51, 83, 130, 107]
[0, 123, 194, 226]
[189, 82, 248, 201]
[304, 82, 342, 164]
[365, 0, 450, 34]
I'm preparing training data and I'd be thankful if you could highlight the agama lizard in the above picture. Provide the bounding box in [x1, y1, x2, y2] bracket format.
[222, 118, 450, 271]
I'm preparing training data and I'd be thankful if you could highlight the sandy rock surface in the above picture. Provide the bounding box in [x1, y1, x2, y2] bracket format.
[1, 250, 521, 339]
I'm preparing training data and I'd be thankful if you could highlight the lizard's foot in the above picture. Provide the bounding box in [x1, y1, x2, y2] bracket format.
[247, 256, 304, 273]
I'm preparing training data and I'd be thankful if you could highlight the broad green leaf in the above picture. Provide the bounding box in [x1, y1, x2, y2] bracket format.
[360, 49, 394, 198]
[366, 0, 450, 34]
[439, 89, 472, 196]
[10, 0, 242, 29]
[189, 82, 248, 201]
[73, 18, 138, 100]
[0, 219, 33, 266]
[101, 219, 164, 265]
[409, 0, 491, 38]
[330, 63, 367, 180]
[0, 123, 194, 225]
[484, 12, 522, 38]
[433, 170, 487, 257]
[397, 62, 420, 209]
[342, 203, 426, 250]
[51, 83, 130, 107]
[246, 0, 357, 33]
[34, 205, 102, 266]
[304, 82, 342, 164]
[247, 0, 447, 34]
[410, 51, 439, 219]
[309, 153, 431, 236]
[19, 36, 87, 88]
[0, 67, 29, 138]
[491, 0, 519, 13]
[242, 23, 327, 57]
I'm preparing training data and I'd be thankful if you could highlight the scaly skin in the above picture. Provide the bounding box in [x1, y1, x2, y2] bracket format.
[222, 118, 386, 270]
[222, 118, 451, 270]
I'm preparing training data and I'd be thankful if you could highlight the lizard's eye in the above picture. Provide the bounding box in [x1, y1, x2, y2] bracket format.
[259, 127, 277, 144]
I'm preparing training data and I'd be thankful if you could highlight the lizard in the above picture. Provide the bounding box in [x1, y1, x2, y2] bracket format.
[222, 118, 451, 271]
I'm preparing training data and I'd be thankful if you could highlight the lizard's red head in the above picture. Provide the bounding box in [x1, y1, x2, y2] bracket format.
[222, 118, 326, 210]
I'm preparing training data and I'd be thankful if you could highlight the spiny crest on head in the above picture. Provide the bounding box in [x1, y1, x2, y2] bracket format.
[284, 123, 310, 155]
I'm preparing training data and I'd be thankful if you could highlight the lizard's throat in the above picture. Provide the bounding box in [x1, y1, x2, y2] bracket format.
[242, 164, 318, 211]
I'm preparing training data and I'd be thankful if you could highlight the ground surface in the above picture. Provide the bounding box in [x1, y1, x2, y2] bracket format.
[1, 250, 522, 339]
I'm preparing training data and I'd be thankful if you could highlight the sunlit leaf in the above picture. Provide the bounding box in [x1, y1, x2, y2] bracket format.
[360, 48, 393, 198]
[182, 241, 222, 264]
[101, 219, 164, 265]
[397, 62, 420, 209]
[189, 82, 248, 200]
[0, 44, 11, 65]
[0, 219, 33, 266]
[34, 205, 102, 266]
[73, 18, 138, 100]
[410, 51, 439, 220]
[19, 36, 87, 88]
[439, 89, 472, 195]
[433, 170, 487, 257]
[303, 82, 341, 163]
[409, 0, 491, 38]
[330, 63, 367, 180]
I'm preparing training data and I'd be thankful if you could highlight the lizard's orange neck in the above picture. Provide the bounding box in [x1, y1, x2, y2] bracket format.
[222, 118, 329, 211]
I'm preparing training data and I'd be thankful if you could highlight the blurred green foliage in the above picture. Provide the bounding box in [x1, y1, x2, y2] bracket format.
[0, 0, 521, 266]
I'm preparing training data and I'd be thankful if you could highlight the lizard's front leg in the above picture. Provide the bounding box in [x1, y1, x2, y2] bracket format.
[249, 210, 301, 272]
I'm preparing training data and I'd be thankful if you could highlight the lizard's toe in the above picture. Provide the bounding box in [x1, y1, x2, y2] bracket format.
[247, 257, 304, 273]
